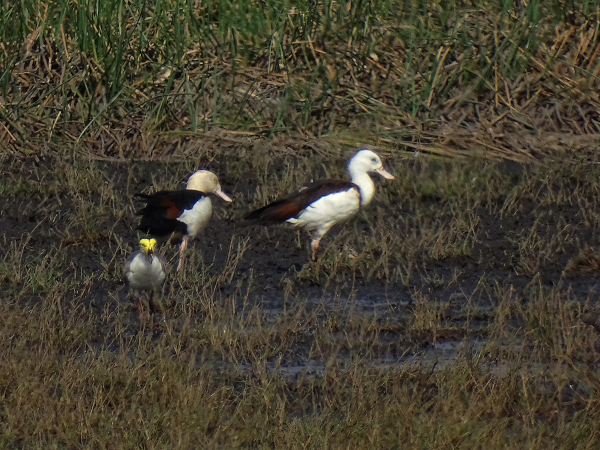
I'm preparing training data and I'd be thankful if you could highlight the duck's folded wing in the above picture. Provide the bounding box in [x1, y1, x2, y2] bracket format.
[135, 190, 207, 220]
[244, 180, 359, 223]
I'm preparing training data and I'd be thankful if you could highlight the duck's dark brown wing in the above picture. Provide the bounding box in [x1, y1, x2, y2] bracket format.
[244, 180, 360, 223]
[135, 190, 207, 238]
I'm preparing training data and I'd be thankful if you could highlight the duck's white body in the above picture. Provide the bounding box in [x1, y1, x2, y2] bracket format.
[135, 170, 232, 272]
[287, 188, 361, 241]
[245, 149, 394, 260]
[178, 196, 213, 238]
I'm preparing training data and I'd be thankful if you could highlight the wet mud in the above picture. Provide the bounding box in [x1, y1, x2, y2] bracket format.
[2, 154, 600, 379]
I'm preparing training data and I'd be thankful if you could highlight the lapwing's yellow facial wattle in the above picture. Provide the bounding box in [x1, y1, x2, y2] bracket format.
[140, 238, 157, 255]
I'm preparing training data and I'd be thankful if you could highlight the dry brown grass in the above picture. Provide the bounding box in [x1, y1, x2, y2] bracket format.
[2, 147, 600, 447]
[3, 1, 600, 446]
[2, 1, 600, 162]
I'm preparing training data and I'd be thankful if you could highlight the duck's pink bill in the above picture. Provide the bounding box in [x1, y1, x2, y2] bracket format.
[216, 189, 233, 202]
[376, 168, 395, 180]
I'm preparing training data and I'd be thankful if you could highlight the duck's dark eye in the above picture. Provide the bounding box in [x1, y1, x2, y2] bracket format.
[371, 157, 377, 163]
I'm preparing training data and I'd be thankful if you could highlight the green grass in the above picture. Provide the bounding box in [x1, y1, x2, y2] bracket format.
[2, 0, 600, 157]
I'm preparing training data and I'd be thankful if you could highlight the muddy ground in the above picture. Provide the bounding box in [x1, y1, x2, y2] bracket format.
[3, 148, 600, 381]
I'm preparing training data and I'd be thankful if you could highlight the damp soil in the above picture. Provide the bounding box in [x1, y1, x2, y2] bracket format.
[2, 153, 600, 379]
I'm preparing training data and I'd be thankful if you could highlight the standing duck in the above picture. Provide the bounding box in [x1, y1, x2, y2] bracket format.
[135, 170, 233, 271]
[244, 149, 394, 260]
[124, 238, 167, 319]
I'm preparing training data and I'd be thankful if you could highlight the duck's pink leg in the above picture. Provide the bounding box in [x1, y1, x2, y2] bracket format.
[177, 237, 189, 272]
[310, 230, 323, 261]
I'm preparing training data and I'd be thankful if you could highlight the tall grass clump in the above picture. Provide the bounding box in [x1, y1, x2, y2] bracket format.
[1, 0, 600, 158]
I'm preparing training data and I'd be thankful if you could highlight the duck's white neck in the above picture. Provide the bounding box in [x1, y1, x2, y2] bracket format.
[349, 169, 375, 206]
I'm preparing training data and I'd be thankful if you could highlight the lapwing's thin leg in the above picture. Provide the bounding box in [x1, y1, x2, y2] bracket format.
[149, 291, 156, 315]
[135, 297, 144, 321]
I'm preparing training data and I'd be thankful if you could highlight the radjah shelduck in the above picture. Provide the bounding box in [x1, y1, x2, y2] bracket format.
[124, 238, 167, 319]
[244, 149, 394, 261]
[135, 170, 233, 272]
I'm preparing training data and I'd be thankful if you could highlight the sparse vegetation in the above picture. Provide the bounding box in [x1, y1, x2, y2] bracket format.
[3, 0, 600, 448]
[2, 149, 600, 448]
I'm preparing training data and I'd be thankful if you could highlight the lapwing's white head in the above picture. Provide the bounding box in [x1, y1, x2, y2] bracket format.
[348, 149, 395, 180]
[187, 170, 233, 202]
[139, 238, 157, 256]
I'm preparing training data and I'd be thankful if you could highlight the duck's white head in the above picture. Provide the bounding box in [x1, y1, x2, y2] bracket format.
[186, 170, 233, 202]
[347, 149, 394, 180]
